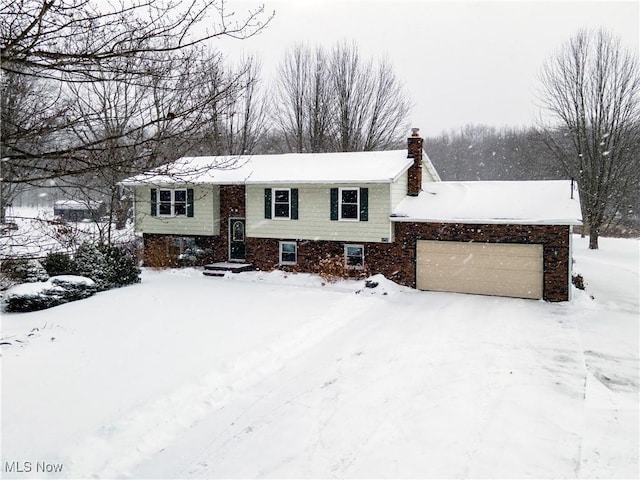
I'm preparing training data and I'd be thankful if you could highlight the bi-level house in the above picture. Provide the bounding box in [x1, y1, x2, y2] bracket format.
[122, 130, 582, 301]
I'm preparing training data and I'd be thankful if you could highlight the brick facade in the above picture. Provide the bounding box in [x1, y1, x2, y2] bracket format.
[243, 223, 571, 302]
[388, 222, 571, 302]
[218, 184, 247, 260]
[407, 133, 423, 196]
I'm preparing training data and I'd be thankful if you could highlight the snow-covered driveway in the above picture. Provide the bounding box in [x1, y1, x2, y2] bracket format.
[2, 236, 638, 479]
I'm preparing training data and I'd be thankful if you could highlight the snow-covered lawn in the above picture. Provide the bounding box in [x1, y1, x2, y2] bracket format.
[1, 236, 638, 479]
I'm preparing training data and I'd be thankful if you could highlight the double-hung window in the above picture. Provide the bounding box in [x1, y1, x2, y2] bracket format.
[151, 188, 193, 217]
[279, 241, 297, 265]
[345, 245, 364, 269]
[264, 188, 298, 220]
[273, 188, 291, 219]
[340, 188, 359, 220]
[330, 187, 368, 222]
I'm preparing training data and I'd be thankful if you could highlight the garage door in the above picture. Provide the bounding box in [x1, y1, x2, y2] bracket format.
[416, 241, 543, 300]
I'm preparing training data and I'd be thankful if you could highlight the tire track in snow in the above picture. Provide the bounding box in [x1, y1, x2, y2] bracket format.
[173, 295, 377, 479]
[64, 294, 372, 479]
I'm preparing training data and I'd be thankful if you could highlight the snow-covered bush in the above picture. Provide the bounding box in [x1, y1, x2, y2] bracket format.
[3, 276, 97, 312]
[43, 252, 77, 276]
[1, 258, 49, 284]
[74, 242, 140, 291]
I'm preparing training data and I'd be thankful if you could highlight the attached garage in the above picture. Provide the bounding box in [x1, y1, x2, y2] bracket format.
[390, 180, 583, 302]
[416, 240, 543, 299]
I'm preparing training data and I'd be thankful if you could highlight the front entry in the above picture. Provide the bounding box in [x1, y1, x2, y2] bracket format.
[229, 218, 246, 261]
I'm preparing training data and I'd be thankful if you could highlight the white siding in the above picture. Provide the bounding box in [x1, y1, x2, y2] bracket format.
[134, 185, 220, 236]
[423, 153, 441, 182]
[246, 184, 393, 243]
[390, 171, 409, 209]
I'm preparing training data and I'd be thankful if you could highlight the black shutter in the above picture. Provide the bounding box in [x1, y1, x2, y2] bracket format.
[359, 187, 368, 221]
[150, 188, 157, 216]
[330, 188, 338, 220]
[187, 188, 194, 217]
[291, 188, 299, 220]
[264, 188, 272, 219]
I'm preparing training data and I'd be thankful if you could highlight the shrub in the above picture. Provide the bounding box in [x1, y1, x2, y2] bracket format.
[144, 237, 179, 269]
[4, 276, 97, 312]
[1, 258, 49, 283]
[311, 255, 347, 283]
[43, 252, 77, 276]
[74, 242, 141, 291]
[572, 273, 586, 290]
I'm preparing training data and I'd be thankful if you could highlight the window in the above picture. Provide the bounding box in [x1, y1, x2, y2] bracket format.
[232, 220, 245, 242]
[156, 188, 189, 216]
[345, 244, 364, 269]
[340, 188, 359, 220]
[273, 188, 291, 219]
[330, 187, 368, 222]
[280, 241, 297, 265]
[264, 188, 298, 220]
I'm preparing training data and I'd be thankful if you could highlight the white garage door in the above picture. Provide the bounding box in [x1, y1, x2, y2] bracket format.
[416, 240, 544, 300]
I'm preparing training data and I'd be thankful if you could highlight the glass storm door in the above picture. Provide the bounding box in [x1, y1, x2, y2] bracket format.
[229, 218, 246, 261]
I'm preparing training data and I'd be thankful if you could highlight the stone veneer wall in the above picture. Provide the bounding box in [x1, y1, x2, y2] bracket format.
[245, 223, 571, 302]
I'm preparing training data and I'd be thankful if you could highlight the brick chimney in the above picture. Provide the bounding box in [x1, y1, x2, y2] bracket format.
[407, 127, 423, 196]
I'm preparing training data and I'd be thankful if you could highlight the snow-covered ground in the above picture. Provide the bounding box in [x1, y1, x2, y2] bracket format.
[1, 207, 135, 259]
[1, 236, 638, 479]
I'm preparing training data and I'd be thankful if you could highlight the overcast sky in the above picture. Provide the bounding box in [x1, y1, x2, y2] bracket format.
[215, 0, 639, 136]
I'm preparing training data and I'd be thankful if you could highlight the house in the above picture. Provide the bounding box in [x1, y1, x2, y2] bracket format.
[54, 200, 105, 222]
[121, 129, 582, 301]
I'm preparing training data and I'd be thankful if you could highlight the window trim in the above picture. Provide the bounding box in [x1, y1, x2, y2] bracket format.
[272, 188, 291, 220]
[157, 188, 188, 217]
[345, 244, 365, 270]
[339, 187, 360, 221]
[279, 241, 298, 265]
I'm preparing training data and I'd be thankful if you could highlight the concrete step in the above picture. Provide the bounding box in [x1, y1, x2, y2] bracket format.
[203, 262, 255, 276]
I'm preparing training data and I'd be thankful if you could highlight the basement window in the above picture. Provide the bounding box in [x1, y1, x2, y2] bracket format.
[280, 241, 297, 265]
[345, 244, 364, 269]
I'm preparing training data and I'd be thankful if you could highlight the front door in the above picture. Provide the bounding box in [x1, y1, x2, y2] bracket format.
[229, 218, 246, 261]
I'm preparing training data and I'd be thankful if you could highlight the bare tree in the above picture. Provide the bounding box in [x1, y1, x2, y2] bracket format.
[274, 43, 310, 153]
[272, 41, 412, 153]
[0, 69, 72, 221]
[537, 29, 640, 249]
[330, 41, 373, 152]
[195, 54, 267, 155]
[1, 0, 273, 220]
[306, 46, 332, 152]
[361, 55, 412, 150]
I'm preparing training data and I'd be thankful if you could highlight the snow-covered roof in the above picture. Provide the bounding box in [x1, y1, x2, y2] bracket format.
[391, 180, 582, 225]
[54, 200, 101, 210]
[120, 150, 417, 185]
